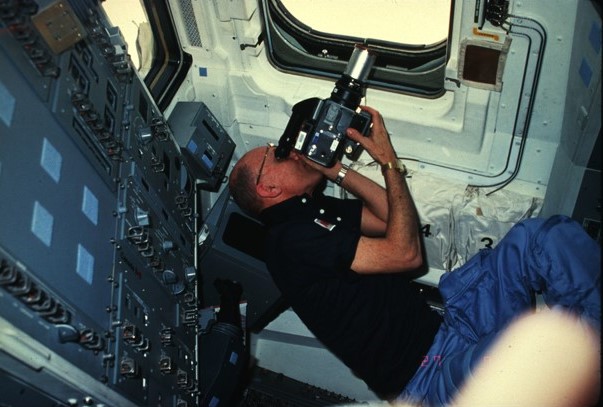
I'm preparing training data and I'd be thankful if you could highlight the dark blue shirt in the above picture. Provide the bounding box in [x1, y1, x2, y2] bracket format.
[260, 193, 442, 399]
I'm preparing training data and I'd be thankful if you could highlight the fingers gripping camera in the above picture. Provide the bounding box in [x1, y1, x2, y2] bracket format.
[275, 45, 377, 167]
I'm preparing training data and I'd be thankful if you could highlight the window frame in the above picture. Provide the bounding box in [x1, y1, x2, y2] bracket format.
[140, 0, 192, 111]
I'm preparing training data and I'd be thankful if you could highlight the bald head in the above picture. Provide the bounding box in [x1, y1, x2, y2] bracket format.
[228, 145, 324, 217]
[228, 147, 265, 216]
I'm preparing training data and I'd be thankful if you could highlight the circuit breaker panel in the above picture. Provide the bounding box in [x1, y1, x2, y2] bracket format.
[0, 1, 203, 405]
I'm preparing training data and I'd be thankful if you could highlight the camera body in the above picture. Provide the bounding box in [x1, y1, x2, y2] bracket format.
[275, 45, 376, 167]
[282, 97, 372, 167]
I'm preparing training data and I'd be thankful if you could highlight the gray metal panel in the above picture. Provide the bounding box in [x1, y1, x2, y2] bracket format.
[0, 2, 200, 405]
[0, 50, 116, 334]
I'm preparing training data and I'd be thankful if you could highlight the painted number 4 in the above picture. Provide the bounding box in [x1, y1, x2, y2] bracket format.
[420, 224, 432, 237]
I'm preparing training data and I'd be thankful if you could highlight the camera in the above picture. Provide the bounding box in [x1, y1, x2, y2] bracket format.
[275, 45, 377, 167]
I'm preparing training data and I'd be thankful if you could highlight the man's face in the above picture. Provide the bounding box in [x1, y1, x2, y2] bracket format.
[254, 146, 323, 194]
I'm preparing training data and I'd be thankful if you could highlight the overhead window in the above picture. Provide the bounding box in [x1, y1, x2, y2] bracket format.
[260, 0, 453, 97]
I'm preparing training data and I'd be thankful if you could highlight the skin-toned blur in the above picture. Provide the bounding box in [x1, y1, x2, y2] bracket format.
[338, 309, 600, 407]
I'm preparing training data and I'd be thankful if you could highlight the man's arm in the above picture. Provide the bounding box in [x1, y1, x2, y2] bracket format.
[345, 106, 422, 273]
[321, 162, 389, 236]
[304, 106, 422, 273]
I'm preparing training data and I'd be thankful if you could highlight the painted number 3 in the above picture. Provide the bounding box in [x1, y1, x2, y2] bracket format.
[481, 237, 494, 249]
[420, 224, 494, 249]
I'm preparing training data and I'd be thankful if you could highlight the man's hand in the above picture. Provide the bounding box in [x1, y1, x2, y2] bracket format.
[345, 106, 423, 274]
[346, 106, 398, 166]
[297, 152, 342, 183]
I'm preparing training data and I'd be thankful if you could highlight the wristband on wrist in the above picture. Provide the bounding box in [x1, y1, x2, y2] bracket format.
[334, 164, 349, 186]
[381, 160, 407, 176]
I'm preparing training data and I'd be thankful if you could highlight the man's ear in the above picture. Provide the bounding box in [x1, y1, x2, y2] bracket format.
[256, 182, 282, 199]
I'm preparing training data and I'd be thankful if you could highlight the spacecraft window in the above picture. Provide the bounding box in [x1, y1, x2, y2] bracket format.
[101, 0, 154, 76]
[280, 0, 450, 46]
[260, 0, 453, 97]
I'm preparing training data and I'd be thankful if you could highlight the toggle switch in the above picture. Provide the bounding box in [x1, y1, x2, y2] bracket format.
[162, 270, 178, 285]
[57, 324, 79, 343]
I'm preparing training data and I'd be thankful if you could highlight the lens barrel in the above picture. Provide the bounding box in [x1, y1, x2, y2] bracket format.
[330, 45, 376, 109]
[345, 45, 376, 81]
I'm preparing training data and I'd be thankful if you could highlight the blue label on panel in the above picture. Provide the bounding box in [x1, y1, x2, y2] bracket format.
[0, 80, 15, 127]
[82, 186, 99, 225]
[41, 138, 62, 183]
[199, 67, 208, 77]
[579, 58, 593, 88]
[589, 21, 602, 53]
[77, 244, 94, 285]
[187, 139, 198, 153]
[229, 351, 239, 365]
[31, 201, 54, 247]
[201, 152, 214, 170]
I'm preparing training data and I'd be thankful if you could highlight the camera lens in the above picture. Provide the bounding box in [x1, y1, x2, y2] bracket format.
[330, 45, 376, 109]
[345, 45, 376, 82]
